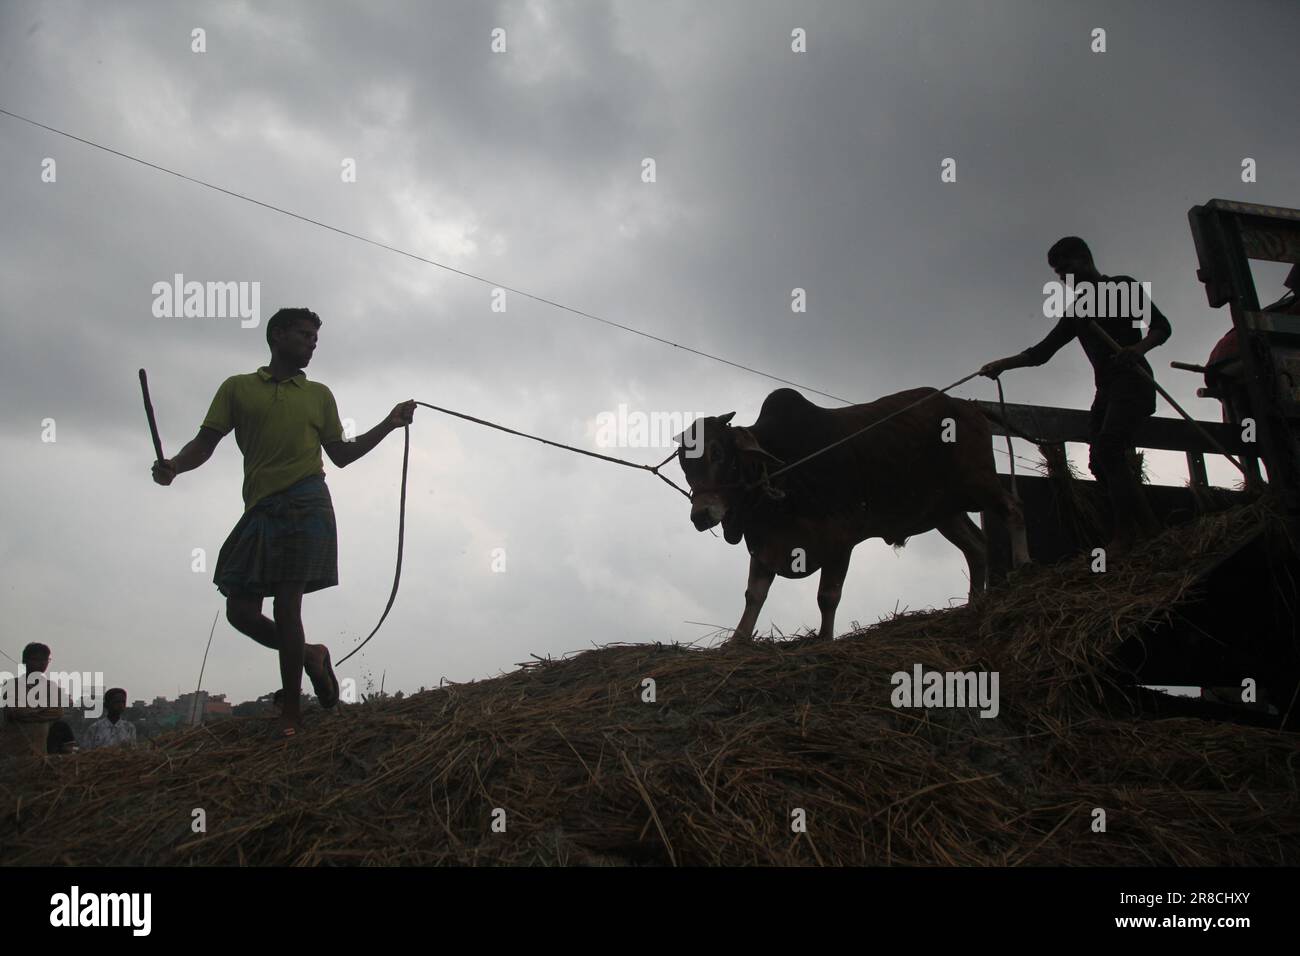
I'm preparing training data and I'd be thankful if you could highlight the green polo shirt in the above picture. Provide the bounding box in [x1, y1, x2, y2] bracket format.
[202, 368, 345, 510]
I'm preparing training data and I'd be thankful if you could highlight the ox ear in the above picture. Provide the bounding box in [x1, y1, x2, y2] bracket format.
[732, 427, 783, 464]
[673, 412, 735, 451]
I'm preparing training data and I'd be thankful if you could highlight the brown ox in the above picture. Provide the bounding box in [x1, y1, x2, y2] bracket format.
[676, 387, 1029, 643]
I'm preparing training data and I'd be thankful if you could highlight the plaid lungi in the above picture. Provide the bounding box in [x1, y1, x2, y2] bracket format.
[214, 474, 338, 597]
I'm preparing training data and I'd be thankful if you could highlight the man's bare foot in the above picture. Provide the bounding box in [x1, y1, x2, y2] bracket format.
[303, 645, 340, 708]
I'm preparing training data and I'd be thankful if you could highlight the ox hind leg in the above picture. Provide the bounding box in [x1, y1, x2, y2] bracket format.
[935, 512, 988, 599]
[732, 555, 776, 644]
[816, 550, 851, 641]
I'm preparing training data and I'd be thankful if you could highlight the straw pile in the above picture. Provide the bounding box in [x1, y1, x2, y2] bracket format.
[2, 498, 1296, 866]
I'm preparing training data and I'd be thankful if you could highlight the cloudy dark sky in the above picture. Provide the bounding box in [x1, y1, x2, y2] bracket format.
[2, 0, 1296, 705]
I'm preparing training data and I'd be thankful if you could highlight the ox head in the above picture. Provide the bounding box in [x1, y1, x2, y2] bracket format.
[675, 412, 783, 545]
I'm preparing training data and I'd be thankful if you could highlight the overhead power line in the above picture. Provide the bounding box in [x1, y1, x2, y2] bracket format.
[0, 106, 854, 404]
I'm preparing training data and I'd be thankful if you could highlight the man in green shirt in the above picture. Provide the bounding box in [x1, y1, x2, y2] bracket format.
[153, 308, 415, 738]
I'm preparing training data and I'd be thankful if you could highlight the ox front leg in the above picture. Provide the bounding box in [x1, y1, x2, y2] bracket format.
[816, 551, 851, 641]
[732, 555, 775, 644]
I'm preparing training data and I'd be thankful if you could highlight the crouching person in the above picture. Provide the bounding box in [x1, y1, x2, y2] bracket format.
[84, 688, 137, 750]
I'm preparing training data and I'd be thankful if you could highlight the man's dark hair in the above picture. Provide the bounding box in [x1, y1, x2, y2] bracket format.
[265, 307, 322, 348]
[21, 642, 50, 663]
[105, 687, 128, 705]
[1047, 236, 1093, 268]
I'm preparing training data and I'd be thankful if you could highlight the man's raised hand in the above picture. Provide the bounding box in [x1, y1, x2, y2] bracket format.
[387, 400, 417, 430]
[152, 459, 177, 486]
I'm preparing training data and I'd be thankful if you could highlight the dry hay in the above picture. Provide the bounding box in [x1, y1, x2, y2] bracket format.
[2, 498, 1297, 866]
